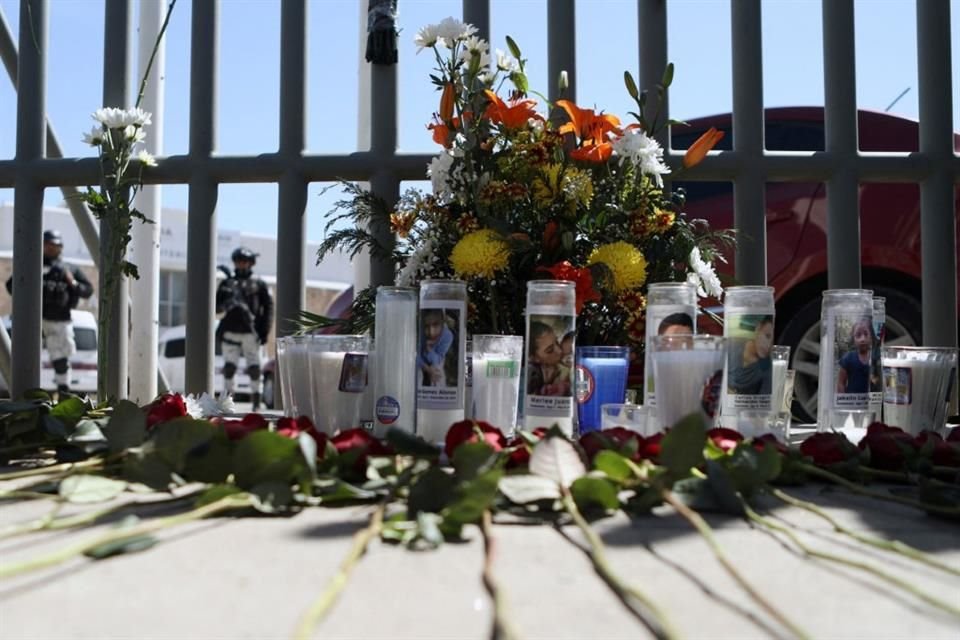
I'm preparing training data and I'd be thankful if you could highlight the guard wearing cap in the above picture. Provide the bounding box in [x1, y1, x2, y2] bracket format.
[215, 247, 273, 409]
[5, 230, 95, 394]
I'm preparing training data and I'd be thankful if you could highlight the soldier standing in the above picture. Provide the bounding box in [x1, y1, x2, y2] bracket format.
[215, 247, 273, 409]
[5, 230, 95, 394]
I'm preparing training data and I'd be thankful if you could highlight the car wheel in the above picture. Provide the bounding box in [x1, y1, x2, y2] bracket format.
[776, 285, 921, 424]
[262, 372, 275, 410]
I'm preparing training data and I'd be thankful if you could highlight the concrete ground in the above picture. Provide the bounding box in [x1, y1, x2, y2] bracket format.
[0, 474, 958, 640]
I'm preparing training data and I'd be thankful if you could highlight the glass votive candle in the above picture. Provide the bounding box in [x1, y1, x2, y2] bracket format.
[651, 334, 727, 432]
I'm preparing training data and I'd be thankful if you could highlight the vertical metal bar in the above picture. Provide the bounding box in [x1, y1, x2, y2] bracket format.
[462, 0, 489, 40]
[822, 0, 861, 289]
[731, 0, 767, 285]
[277, 0, 307, 340]
[637, 0, 668, 148]
[916, 0, 956, 348]
[10, 0, 47, 399]
[185, 0, 218, 395]
[367, 16, 398, 289]
[101, 0, 132, 400]
[547, 0, 575, 104]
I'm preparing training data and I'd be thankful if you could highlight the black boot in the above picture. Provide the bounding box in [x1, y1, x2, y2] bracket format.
[250, 392, 261, 411]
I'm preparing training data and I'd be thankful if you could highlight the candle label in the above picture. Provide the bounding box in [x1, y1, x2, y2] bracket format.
[644, 304, 696, 406]
[574, 365, 594, 404]
[883, 366, 912, 405]
[827, 310, 874, 409]
[417, 300, 466, 410]
[525, 312, 575, 418]
[338, 353, 368, 393]
[723, 312, 775, 411]
[375, 396, 401, 424]
[485, 360, 518, 378]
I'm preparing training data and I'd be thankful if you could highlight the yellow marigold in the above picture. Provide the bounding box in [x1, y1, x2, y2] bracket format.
[532, 164, 594, 212]
[450, 229, 510, 279]
[588, 241, 648, 293]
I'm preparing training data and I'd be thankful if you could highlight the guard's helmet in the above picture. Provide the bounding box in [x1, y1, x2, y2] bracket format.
[231, 247, 258, 264]
[43, 230, 63, 246]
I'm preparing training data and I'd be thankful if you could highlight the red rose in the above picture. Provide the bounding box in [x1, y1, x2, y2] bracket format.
[579, 427, 641, 462]
[915, 431, 960, 468]
[752, 433, 788, 455]
[947, 426, 960, 443]
[707, 427, 743, 453]
[214, 412, 269, 441]
[276, 416, 329, 453]
[145, 393, 188, 430]
[800, 432, 857, 466]
[637, 432, 663, 462]
[859, 422, 916, 471]
[444, 420, 507, 458]
[331, 428, 392, 475]
[505, 428, 548, 469]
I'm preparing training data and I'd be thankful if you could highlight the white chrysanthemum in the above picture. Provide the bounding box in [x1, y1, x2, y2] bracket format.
[397, 234, 439, 287]
[137, 149, 157, 167]
[82, 125, 104, 146]
[687, 247, 723, 299]
[496, 49, 519, 73]
[185, 392, 235, 418]
[427, 150, 455, 200]
[414, 23, 442, 51]
[124, 124, 146, 143]
[92, 106, 152, 129]
[458, 35, 490, 71]
[435, 17, 476, 44]
[612, 128, 671, 187]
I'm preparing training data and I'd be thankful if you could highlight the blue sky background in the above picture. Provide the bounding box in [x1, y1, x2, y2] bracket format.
[1, 0, 958, 253]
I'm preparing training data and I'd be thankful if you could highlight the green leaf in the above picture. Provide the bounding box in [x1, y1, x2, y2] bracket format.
[441, 469, 503, 537]
[50, 396, 87, 426]
[407, 466, 456, 517]
[385, 428, 441, 457]
[659, 412, 706, 478]
[181, 433, 234, 484]
[85, 533, 158, 560]
[249, 481, 295, 513]
[417, 511, 445, 548]
[104, 399, 147, 453]
[195, 484, 246, 508]
[570, 475, 620, 512]
[313, 478, 378, 504]
[593, 450, 633, 483]
[151, 417, 217, 472]
[40, 414, 67, 440]
[623, 70, 639, 99]
[661, 62, 675, 88]
[451, 441, 499, 481]
[233, 430, 305, 490]
[505, 35, 522, 60]
[58, 474, 127, 503]
[122, 449, 175, 490]
[68, 419, 107, 444]
[704, 460, 746, 516]
[511, 71, 529, 94]
[498, 474, 561, 504]
[670, 476, 722, 512]
[530, 436, 586, 488]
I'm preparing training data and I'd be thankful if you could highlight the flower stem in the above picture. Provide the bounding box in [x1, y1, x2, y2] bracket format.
[135, 0, 178, 108]
[742, 500, 960, 619]
[291, 502, 385, 640]
[481, 510, 523, 640]
[857, 466, 958, 487]
[0, 494, 252, 580]
[769, 487, 960, 577]
[660, 489, 811, 640]
[798, 463, 960, 517]
[560, 490, 680, 640]
[0, 458, 104, 481]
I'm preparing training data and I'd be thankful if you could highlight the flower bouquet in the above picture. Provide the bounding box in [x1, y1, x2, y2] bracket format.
[313, 17, 731, 358]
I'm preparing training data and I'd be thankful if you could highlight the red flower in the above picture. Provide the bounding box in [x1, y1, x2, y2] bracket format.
[214, 413, 269, 441]
[751, 433, 788, 455]
[145, 393, 188, 430]
[638, 432, 664, 461]
[331, 428, 393, 476]
[914, 431, 960, 468]
[444, 420, 508, 458]
[579, 427, 642, 462]
[505, 428, 549, 469]
[707, 427, 743, 453]
[947, 426, 960, 443]
[858, 422, 916, 471]
[800, 432, 857, 466]
[537, 261, 602, 314]
[276, 415, 329, 453]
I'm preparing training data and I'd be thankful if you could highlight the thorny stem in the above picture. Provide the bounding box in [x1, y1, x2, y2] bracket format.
[560, 490, 680, 640]
[769, 487, 960, 578]
[660, 489, 811, 640]
[291, 502, 386, 640]
[0, 494, 252, 580]
[742, 500, 960, 619]
[798, 463, 960, 518]
[481, 510, 523, 640]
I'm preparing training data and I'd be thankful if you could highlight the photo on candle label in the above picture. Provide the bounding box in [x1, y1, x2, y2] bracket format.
[338, 353, 368, 393]
[646, 311, 696, 397]
[725, 313, 774, 396]
[526, 314, 575, 397]
[835, 314, 874, 395]
[417, 307, 460, 388]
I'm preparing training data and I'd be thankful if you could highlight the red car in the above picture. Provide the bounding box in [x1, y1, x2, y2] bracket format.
[674, 107, 960, 422]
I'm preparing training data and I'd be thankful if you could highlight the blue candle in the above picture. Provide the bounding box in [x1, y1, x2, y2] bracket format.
[575, 347, 630, 433]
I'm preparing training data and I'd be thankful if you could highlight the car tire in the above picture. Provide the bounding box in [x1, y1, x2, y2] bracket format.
[262, 372, 275, 410]
[776, 284, 922, 424]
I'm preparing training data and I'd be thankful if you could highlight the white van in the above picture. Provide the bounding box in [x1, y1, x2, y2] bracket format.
[158, 325, 263, 402]
[0, 310, 99, 396]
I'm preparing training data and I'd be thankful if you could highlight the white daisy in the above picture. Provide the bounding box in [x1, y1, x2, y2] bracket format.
[612, 128, 671, 187]
[687, 247, 723, 299]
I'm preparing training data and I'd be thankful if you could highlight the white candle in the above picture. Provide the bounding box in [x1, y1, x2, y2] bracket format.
[373, 287, 417, 436]
[472, 354, 521, 433]
[652, 348, 724, 432]
[309, 351, 367, 435]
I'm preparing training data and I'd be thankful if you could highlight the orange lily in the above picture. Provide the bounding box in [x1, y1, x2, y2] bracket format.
[683, 127, 725, 168]
[439, 83, 455, 123]
[427, 115, 461, 148]
[570, 142, 613, 163]
[556, 99, 622, 146]
[483, 90, 543, 130]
